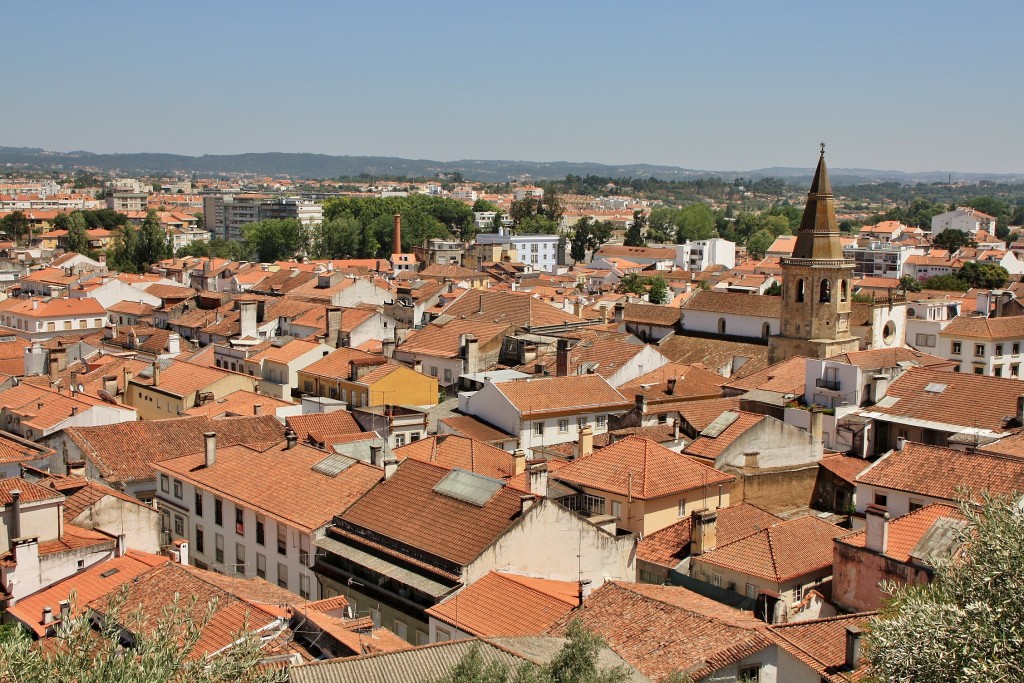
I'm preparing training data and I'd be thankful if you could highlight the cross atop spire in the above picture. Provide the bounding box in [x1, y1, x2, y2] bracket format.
[820, 141, 826, 157]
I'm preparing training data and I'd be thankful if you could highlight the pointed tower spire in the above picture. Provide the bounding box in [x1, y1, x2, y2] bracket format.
[792, 144, 842, 259]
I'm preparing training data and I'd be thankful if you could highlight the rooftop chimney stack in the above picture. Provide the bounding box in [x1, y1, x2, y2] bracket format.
[369, 445, 383, 468]
[239, 300, 258, 339]
[578, 425, 594, 459]
[845, 625, 864, 670]
[383, 456, 399, 480]
[556, 338, 571, 377]
[666, 377, 677, 395]
[42, 606, 54, 626]
[10, 489, 22, 543]
[810, 406, 824, 444]
[512, 450, 527, 476]
[204, 432, 216, 468]
[690, 508, 718, 555]
[253, 403, 263, 416]
[392, 214, 402, 256]
[59, 600, 70, 621]
[284, 426, 298, 450]
[527, 462, 548, 497]
[326, 306, 342, 348]
[151, 361, 161, 387]
[865, 504, 890, 553]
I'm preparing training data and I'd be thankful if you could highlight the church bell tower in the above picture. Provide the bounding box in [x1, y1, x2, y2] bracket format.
[768, 145, 860, 364]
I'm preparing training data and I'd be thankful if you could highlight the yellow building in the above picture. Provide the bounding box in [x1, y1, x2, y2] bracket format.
[552, 435, 734, 537]
[297, 347, 439, 408]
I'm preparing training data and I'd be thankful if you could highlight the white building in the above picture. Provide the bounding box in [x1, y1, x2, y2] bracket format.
[675, 238, 737, 271]
[476, 230, 560, 272]
[843, 241, 911, 279]
[679, 290, 781, 340]
[936, 314, 1024, 377]
[931, 207, 996, 235]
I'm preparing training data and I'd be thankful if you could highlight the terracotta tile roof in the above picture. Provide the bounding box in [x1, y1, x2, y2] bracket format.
[1, 296, 106, 319]
[724, 356, 807, 395]
[617, 362, 726, 404]
[396, 435, 518, 480]
[0, 476, 64, 506]
[681, 290, 782, 317]
[595, 245, 677, 260]
[524, 337, 662, 381]
[286, 411, 364, 443]
[398, 318, 509, 358]
[46, 476, 153, 522]
[547, 581, 770, 682]
[819, 454, 870, 484]
[856, 441, 1024, 501]
[684, 410, 768, 460]
[249, 338, 323, 364]
[677, 397, 743, 432]
[864, 367, 1022, 434]
[64, 415, 285, 484]
[941, 315, 1024, 340]
[837, 503, 966, 563]
[979, 430, 1024, 458]
[493, 375, 630, 417]
[0, 431, 54, 465]
[338, 459, 532, 566]
[769, 612, 875, 682]
[0, 383, 123, 431]
[829, 347, 956, 371]
[130, 359, 240, 397]
[621, 303, 680, 327]
[183, 390, 292, 418]
[441, 290, 588, 329]
[438, 415, 515, 444]
[637, 503, 781, 569]
[87, 563, 293, 659]
[106, 300, 156, 317]
[656, 335, 769, 378]
[155, 440, 381, 533]
[418, 264, 486, 280]
[4, 550, 168, 637]
[696, 516, 846, 584]
[426, 572, 578, 637]
[553, 436, 733, 500]
[142, 283, 196, 300]
[299, 347, 387, 379]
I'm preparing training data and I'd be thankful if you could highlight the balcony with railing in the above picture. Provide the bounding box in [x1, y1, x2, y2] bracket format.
[815, 378, 841, 391]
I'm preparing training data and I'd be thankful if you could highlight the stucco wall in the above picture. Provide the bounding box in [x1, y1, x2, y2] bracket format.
[832, 541, 932, 613]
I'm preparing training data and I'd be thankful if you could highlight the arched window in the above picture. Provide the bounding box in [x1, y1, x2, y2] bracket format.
[840, 279, 848, 302]
[761, 322, 771, 339]
[796, 279, 805, 302]
[718, 318, 726, 335]
[820, 279, 831, 303]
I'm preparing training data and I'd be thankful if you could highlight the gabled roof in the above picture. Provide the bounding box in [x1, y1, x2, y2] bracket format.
[64, 415, 285, 484]
[426, 572, 578, 637]
[855, 441, 1024, 502]
[617, 362, 727, 404]
[0, 431, 54, 465]
[183, 389, 292, 418]
[441, 290, 588, 329]
[338, 459, 532, 566]
[130, 359, 238, 397]
[0, 476, 64, 506]
[677, 397, 743, 433]
[155, 440, 381, 533]
[828, 347, 956, 371]
[554, 436, 733, 500]
[547, 581, 771, 682]
[0, 383, 125, 431]
[837, 503, 967, 564]
[395, 435, 518, 480]
[656, 334, 769, 379]
[724, 356, 807, 396]
[684, 410, 769, 460]
[397, 317, 509, 359]
[940, 315, 1024, 341]
[769, 612, 875, 683]
[437, 415, 515, 444]
[492, 375, 630, 416]
[637, 503, 781, 569]
[286, 411, 364, 443]
[681, 290, 782, 318]
[695, 516, 845, 584]
[621, 303, 680, 327]
[525, 336, 662, 381]
[46, 476, 154, 522]
[298, 347, 387, 379]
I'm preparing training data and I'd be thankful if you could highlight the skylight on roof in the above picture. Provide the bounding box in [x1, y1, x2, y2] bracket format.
[432, 468, 504, 506]
[312, 453, 356, 477]
[924, 382, 948, 394]
[700, 411, 740, 438]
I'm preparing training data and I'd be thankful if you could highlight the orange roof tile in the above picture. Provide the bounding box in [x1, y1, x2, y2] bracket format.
[637, 503, 781, 569]
[837, 503, 966, 563]
[769, 612, 875, 682]
[493, 375, 630, 416]
[395, 435, 518, 480]
[684, 410, 768, 460]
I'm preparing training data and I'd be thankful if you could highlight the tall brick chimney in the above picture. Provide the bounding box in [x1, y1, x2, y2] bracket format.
[392, 214, 402, 256]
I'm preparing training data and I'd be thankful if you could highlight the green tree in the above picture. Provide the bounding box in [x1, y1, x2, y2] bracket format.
[509, 196, 538, 226]
[571, 217, 593, 264]
[898, 275, 922, 293]
[866, 494, 1024, 682]
[623, 210, 646, 247]
[746, 229, 774, 259]
[647, 275, 670, 304]
[491, 210, 505, 232]
[241, 218, 307, 263]
[0, 588, 280, 683]
[135, 210, 173, 269]
[0, 210, 30, 244]
[676, 203, 717, 242]
[959, 261, 1009, 289]
[314, 215, 362, 259]
[764, 280, 782, 296]
[646, 207, 677, 243]
[933, 229, 974, 252]
[517, 214, 560, 235]
[922, 273, 970, 291]
[66, 212, 91, 254]
[472, 198, 500, 213]
[538, 186, 564, 224]
[617, 273, 648, 295]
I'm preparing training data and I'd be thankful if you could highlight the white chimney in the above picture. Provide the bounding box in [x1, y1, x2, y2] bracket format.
[42, 606, 54, 625]
[527, 462, 548, 497]
[865, 504, 890, 554]
[175, 540, 189, 566]
[383, 456, 399, 480]
[167, 333, 181, 355]
[204, 432, 216, 468]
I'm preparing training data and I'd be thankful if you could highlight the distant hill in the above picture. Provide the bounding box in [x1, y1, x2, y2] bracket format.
[1, 146, 1022, 185]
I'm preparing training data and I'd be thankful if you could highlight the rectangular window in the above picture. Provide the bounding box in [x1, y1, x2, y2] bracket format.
[174, 515, 184, 537]
[256, 515, 265, 545]
[256, 553, 266, 579]
[534, 422, 544, 436]
[738, 665, 761, 682]
[395, 433, 406, 447]
[236, 543, 246, 575]
[1013, 364, 1020, 377]
[952, 341, 962, 355]
[195, 491, 203, 516]
[874, 492, 888, 507]
[558, 419, 569, 433]
[794, 584, 804, 602]
[214, 498, 223, 526]
[915, 333, 936, 347]
[173, 479, 182, 499]
[443, 368, 452, 383]
[195, 525, 205, 553]
[277, 563, 288, 589]
[410, 432, 420, 442]
[299, 536, 310, 566]
[596, 415, 606, 429]
[611, 501, 622, 519]
[215, 533, 224, 564]
[235, 506, 244, 535]
[975, 366, 985, 375]
[1015, 343, 1021, 355]
[300, 573, 310, 600]
[580, 493, 605, 515]
[160, 475, 169, 493]
[678, 498, 686, 518]
[658, 413, 668, 425]
[277, 524, 287, 555]
[975, 343, 985, 357]
[577, 417, 587, 430]
[909, 498, 924, 512]
[996, 344, 1004, 356]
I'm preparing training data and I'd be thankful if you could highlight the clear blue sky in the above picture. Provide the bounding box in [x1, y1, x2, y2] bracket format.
[5, 0, 1023, 173]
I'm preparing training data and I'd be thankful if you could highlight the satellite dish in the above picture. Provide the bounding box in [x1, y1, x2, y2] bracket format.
[77, 383, 86, 394]
[97, 389, 119, 404]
